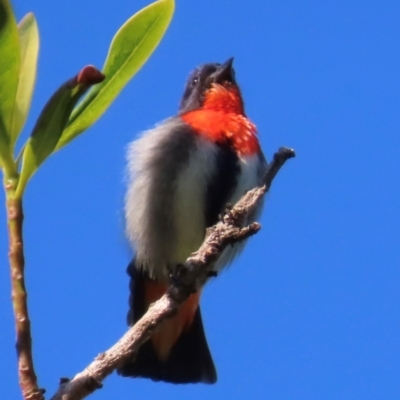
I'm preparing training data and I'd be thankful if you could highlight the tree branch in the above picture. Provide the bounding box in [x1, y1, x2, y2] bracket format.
[50, 146, 295, 400]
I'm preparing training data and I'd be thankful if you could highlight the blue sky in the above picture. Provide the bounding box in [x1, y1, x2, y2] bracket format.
[1, 0, 399, 399]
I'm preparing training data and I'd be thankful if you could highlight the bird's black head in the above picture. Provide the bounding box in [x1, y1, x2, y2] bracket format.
[179, 58, 236, 113]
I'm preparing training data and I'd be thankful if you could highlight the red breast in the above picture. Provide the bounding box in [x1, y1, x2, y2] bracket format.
[181, 83, 260, 156]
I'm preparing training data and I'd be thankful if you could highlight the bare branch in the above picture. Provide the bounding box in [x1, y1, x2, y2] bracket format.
[50, 147, 295, 400]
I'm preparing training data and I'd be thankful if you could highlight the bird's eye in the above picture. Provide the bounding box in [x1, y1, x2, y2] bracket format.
[191, 76, 199, 86]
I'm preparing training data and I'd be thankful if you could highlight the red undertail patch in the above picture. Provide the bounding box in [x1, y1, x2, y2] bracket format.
[144, 279, 201, 361]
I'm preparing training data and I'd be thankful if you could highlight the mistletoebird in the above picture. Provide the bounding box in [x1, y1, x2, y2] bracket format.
[118, 58, 267, 384]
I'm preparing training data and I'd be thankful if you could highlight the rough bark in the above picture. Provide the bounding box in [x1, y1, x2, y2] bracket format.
[50, 147, 295, 400]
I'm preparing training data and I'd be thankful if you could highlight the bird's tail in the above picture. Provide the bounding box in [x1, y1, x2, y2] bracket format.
[117, 261, 217, 384]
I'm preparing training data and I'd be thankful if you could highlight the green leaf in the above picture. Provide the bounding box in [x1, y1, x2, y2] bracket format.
[0, 117, 16, 175]
[10, 13, 39, 145]
[16, 66, 105, 198]
[56, 0, 175, 150]
[0, 0, 20, 161]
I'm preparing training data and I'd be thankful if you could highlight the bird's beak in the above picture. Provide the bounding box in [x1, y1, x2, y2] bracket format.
[211, 57, 235, 84]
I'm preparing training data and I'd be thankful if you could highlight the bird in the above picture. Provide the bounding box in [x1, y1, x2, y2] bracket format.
[118, 58, 267, 384]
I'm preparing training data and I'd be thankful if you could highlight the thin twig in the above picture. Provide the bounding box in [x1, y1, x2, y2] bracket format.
[50, 147, 295, 400]
[7, 186, 45, 400]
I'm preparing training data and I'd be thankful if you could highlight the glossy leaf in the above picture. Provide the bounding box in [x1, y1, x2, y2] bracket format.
[0, 0, 20, 164]
[16, 66, 105, 198]
[56, 0, 174, 150]
[10, 13, 39, 145]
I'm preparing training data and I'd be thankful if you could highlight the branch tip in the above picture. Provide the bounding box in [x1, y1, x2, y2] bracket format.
[276, 146, 296, 159]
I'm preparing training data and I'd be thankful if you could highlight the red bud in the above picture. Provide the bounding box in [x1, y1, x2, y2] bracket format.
[76, 65, 106, 85]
